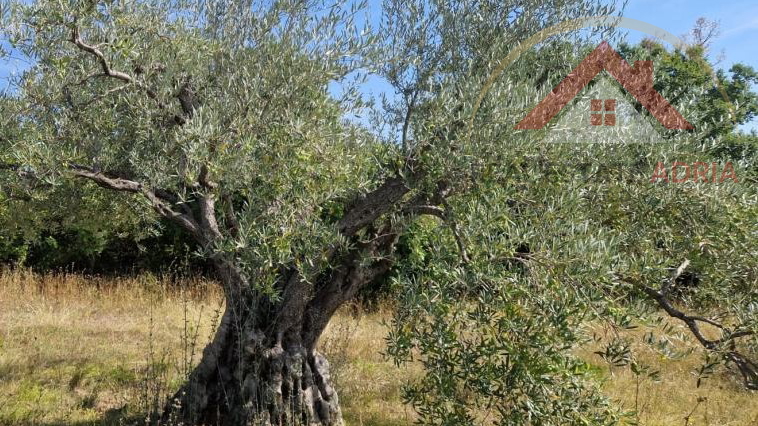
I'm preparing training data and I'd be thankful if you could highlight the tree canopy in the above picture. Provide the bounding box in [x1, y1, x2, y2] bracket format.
[1, 1, 756, 424]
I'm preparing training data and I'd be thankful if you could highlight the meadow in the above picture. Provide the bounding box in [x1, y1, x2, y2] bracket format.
[0, 268, 755, 426]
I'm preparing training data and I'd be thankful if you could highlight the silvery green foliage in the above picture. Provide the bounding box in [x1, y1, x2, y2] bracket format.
[1, 0, 756, 424]
[387, 138, 756, 423]
[2, 0, 384, 293]
[374, 0, 757, 423]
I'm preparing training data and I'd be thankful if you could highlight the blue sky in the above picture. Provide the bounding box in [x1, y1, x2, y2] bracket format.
[623, 0, 758, 131]
[2, 0, 756, 129]
[624, 0, 758, 70]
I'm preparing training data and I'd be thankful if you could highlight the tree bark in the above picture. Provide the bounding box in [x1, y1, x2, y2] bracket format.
[161, 227, 398, 425]
[161, 301, 343, 426]
[160, 261, 346, 426]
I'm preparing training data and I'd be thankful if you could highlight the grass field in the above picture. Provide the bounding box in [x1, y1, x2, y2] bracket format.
[0, 268, 755, 425]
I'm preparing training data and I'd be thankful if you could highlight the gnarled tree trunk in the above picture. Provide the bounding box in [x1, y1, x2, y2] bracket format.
[58, 162, 424, 425]
[45, 165, 421, 425]
[161, 226, 398, 426]
[161, 302, 343, 426]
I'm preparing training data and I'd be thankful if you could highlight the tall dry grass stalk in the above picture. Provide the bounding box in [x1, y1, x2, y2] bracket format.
[0, 266, 221, 303]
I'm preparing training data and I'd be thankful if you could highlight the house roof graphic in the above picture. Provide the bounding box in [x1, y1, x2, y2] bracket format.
[515, 41, 693, 130]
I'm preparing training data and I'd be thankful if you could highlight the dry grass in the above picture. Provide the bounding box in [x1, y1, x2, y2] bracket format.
[0, 268, 755, 425]
[577, 321, 758, 426]
[319, 307, 421, 426]
[0, 268, 223, 425]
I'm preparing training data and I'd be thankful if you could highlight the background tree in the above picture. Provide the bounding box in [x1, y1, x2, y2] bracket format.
[618, 36, 758, 140]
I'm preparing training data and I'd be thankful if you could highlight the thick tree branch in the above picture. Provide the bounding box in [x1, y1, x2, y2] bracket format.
[297, 181, 459, 348]
[69, 25, 164, 108]
[301, 226, 399, 349]
[222, 193, 241, 238]
[198, 193, 223, 243]
[337, 176, 411, 236]
[620, 272, 757, 390]
[196, 164, 218, 190]
[69, 164, 142, 192]
[68, 164, 204, 242]
[272, 173, 419, 346]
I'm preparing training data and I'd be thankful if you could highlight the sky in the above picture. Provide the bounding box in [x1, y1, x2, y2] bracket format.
[620, 0, 758, 131]
[1, 0, 756, 129]
[624, 0, 758, 70]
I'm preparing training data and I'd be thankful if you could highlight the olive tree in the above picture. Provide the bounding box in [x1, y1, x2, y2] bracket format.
[4, 0, 755, 425]
[2, 0, 384, 423]
[0, 0, 626, 423]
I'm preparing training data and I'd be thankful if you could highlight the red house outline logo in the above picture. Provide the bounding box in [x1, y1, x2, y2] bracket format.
[515, 41, 693, 130]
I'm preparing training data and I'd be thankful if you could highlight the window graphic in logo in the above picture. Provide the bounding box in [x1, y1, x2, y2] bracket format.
[591, 99, 616, 126]
[516, 41, 693, 132]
